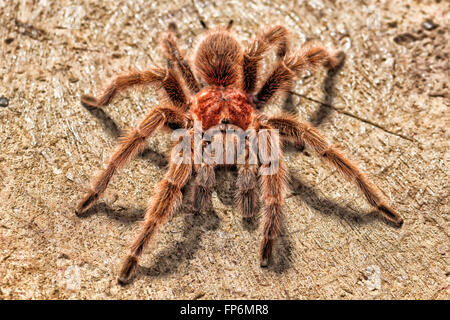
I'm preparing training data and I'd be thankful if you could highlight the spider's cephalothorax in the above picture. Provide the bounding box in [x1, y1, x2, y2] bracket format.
[76, 23, 403, 285]
[191, 86, 256, 130]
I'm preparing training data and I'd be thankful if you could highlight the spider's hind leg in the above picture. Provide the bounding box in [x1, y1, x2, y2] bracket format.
[256, 122, 290, 267]
[119, 150, 193, 284]
[259, 155, 289, 267]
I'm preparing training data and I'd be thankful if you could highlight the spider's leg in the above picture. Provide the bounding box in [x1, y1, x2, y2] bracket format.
[267, 114, 403, 226]
[162, 29, 200, 94]
[243, 25, 289, 94]
[257, 125, 289, 266]
[118, 146, 192, 284]
[81, 68, 189, 110]
[254, 45, 343, 109]
[76, 105, 187, 215]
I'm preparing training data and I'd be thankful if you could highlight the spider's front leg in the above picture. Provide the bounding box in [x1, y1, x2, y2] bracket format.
[243, 25, 289, 94]
[76, 105, 187, 215]
[119, 148, 192, 284]
[81, 67, 188, 110]
[267, 114, 403, 226]
[254, 44, 344, 108]
[162, 24, 200, 95]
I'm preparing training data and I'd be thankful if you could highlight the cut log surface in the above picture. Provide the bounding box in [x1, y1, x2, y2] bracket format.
[0, 0, 448, 299]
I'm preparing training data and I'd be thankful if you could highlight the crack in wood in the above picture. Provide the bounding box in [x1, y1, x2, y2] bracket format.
[291, 91, 416, 143]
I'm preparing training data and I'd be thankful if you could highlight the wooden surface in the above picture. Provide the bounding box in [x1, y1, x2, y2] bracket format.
[0, 0, 448, 299]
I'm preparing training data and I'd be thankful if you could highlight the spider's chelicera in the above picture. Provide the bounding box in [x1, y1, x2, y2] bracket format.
[76, 23, 403, 285]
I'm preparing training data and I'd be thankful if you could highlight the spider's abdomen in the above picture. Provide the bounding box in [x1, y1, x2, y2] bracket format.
[194, 31, 242, 87]
[191, 87, 255, 130]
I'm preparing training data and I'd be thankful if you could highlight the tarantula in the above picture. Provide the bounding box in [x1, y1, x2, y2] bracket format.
[76, 22, 403, 284]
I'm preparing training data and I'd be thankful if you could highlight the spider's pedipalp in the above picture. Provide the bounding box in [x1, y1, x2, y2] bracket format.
[236, 164, 259, 218]
[267, 114, 403, 226]
[235, 136, 259, 218]
[76, 105, 186, 215]
[192, 163, 216, 212]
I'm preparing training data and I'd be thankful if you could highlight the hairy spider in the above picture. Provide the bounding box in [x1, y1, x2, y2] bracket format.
[76, 22, 403, 285]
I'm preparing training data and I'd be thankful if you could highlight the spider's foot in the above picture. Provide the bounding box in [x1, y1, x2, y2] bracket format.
[392, 216, 404, 228]
[80, 94, 100, 108]
[75, 191, 99, 216]
[334, 51, 346, 66]
[327, 51, 346, 70]
[378, 204, 404, 228]
[118, 255, 138, 285]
